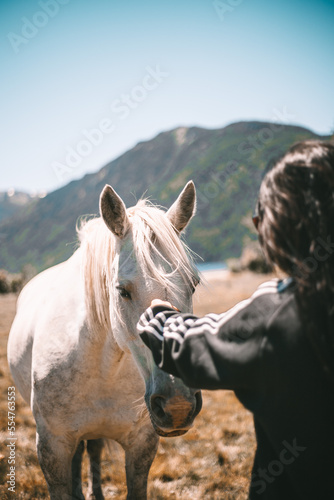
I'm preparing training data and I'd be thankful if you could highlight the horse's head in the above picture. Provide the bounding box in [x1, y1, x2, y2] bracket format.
[98, 181, 202, 436]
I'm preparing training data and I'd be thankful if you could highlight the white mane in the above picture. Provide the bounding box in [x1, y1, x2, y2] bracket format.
[77, 199, 199, 332]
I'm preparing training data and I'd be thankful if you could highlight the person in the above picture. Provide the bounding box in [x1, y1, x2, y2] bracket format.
[137, 140, 334, 500]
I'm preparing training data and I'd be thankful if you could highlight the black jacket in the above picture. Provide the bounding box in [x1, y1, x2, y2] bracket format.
[137, 278, 334, 499]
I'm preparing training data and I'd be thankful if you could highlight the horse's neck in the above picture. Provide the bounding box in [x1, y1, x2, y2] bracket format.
[76, 302, 128, 382]
[82, 326, 128, 381]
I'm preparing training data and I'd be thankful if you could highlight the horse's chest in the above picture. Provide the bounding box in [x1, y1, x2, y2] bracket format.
[35, 364, 145, 440]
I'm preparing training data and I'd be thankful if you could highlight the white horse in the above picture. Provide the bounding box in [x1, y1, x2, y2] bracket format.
[7, 181, 202, 500]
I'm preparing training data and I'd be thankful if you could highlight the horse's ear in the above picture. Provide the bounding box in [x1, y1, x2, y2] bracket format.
[99, 185, 130, 238]
[166, 181, 196, 233]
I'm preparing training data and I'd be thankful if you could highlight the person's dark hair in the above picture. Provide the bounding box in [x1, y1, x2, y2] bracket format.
[257, 140, 334, 381]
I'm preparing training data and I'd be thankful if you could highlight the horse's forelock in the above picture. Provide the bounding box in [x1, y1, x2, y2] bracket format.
[129, 201, 198, 294]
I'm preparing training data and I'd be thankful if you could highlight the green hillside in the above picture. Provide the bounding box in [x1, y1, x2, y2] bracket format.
[0, 191, 37, 224]
[0, 121, 329, 272]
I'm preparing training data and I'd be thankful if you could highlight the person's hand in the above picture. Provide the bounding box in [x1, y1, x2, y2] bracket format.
[150, 299, 181, 312]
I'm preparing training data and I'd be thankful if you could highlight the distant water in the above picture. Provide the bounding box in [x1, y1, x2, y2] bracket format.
[197, 261, 228, 272]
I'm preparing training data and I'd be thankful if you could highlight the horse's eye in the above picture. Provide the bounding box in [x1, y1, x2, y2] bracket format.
[191, 276, 200, 294]
[116, 287, 132, 300]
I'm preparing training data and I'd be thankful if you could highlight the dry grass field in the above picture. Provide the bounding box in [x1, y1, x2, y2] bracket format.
[0, 270, 276, 499]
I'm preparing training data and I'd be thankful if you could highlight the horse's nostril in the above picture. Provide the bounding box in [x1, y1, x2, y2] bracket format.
[150, 395, 166, 420]
[194, 391, 203, 416]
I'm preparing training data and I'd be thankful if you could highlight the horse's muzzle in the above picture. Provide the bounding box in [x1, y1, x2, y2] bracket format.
[148, 391, 202, 437]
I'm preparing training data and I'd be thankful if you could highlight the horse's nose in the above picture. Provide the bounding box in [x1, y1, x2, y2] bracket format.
[150, 391, 202, 429]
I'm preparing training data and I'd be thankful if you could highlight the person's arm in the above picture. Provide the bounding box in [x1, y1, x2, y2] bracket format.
[137, 289, 276, 390]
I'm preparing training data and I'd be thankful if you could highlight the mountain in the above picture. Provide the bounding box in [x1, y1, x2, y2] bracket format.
[0, 191, 42, 223]
[0, 121, 330, 272]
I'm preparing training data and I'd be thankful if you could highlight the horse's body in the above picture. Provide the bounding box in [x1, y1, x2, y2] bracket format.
[7, 182, 202, 500]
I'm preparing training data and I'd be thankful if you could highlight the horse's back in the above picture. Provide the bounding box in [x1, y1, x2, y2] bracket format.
[7, 251, 83, 404]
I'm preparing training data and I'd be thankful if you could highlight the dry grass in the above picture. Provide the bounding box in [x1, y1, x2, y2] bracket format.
[0, 271, 277, 499]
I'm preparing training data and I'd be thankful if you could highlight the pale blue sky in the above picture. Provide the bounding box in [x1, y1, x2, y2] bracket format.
[1, 0, 334, 193]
